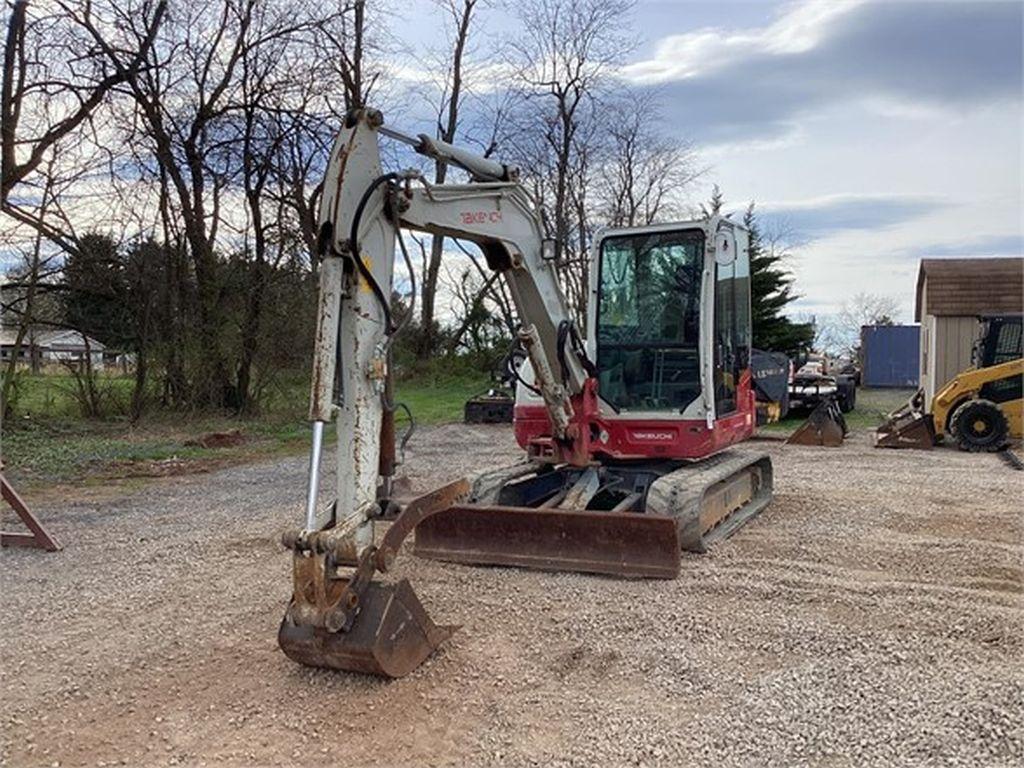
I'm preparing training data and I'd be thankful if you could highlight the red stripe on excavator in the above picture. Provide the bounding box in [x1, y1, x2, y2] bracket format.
[516, 378, 757, 461]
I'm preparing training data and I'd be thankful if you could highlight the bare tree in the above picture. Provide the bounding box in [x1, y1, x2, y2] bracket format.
[505, 0, 636, 321]
[828, 292, 902, 360]
[1, 0, 166, 205]
[97, 0, 371, 408]
[840, 292, 900, 333]
[0, 153, 60, 410]
[595, 90, 702, 227]
[415, 0, 483, 356]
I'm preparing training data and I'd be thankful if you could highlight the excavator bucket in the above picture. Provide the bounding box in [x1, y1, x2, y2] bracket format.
[278, 479, 468, 678]
[786, 399, 848, 447]
[278, 579, 454, 678]
[874, 389, 936, 449]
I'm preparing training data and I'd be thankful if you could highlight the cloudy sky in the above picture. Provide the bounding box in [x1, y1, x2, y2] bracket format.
[398, 0, 1023, 323]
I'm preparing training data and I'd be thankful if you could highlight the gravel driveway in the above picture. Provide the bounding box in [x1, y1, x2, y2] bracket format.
[2, 424, 1021, 767]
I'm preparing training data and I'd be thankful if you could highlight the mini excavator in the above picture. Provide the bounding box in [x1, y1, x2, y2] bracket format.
[278, 109, 774, 677]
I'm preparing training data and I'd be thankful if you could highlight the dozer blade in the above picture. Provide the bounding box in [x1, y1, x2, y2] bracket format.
[414, 451, 773, 576]
[786, 399, 847, 447]
[278, 580, 455, 678]
[415, 505, 681, 578]
[874, 389, 936, 449]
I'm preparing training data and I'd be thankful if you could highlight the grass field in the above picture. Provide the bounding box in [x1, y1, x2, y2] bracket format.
[1, 368, 912, 489]
[1, 368, 492, 488]
[761, 386, 912, 435]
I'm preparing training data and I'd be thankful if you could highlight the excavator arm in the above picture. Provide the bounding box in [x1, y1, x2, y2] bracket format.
[305, 109, 593, 541]
[279, 108, 597, 676]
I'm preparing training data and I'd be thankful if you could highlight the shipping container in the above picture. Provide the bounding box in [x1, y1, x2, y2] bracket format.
[860, 325, 920, 388]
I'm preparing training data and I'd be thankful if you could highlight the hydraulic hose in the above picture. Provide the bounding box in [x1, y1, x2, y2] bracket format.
[349, 172, 400, 335]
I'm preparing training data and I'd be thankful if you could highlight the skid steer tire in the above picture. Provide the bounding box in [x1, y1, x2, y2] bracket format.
[952, 399, 1008, 453]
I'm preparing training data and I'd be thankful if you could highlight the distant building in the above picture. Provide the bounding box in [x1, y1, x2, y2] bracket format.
[915, 257, 1023, 407]
[860, 324, 920, 388]
[0, 328, 107, 370]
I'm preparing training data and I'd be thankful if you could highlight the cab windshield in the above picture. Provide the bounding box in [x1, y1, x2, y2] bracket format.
[596, 230, 704, 411]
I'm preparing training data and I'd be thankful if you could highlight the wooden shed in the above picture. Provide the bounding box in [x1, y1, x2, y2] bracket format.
[915, 257, 1023, 407]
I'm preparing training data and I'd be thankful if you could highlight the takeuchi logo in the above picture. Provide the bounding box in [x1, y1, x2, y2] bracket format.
[631, 431, 675, 441]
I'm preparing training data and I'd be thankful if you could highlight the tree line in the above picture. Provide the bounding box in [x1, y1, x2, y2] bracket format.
[1, 0, 811, 419]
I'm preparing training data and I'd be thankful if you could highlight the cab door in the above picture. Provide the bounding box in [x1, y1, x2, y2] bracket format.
[712, 227, 752, 417]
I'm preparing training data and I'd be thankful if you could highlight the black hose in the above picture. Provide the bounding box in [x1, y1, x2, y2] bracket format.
[556, 319, 598, 385]
[389, 227, 417, 344]
[507, 337, 541, 396]
[349, 172, 400, 335]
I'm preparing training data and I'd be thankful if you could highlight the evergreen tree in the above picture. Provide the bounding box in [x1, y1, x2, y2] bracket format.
[743, 203, 814, 356]
[62, 233, 132, 347]
[701, 184, 724, 217]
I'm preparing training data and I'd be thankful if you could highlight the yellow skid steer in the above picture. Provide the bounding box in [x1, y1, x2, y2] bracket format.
[876, 314, 1022, 451]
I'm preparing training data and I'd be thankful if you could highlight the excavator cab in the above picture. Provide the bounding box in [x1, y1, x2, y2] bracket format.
[593, 228, 704, 412]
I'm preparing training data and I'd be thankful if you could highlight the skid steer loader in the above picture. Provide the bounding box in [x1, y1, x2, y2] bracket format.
[875, 314, 1022, 451]
[277, 109, 773, 677]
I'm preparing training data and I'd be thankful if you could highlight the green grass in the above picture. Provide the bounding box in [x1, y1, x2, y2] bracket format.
[6, 372, 135, 419]
[395, 370, 492, 424]
[1, 367, 490, 489]
[761, 387, 913, 435]
[3, 365, 917, 489]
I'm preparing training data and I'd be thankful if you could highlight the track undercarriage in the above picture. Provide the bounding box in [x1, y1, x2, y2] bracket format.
[415, 450, 774, 579]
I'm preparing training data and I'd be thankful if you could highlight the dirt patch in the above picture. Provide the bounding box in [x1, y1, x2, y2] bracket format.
[184, 429, 248, 449]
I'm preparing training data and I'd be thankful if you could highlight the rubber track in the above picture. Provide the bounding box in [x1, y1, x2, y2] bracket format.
[645, 449, 774, 553]
[998, 448, 1024, 471]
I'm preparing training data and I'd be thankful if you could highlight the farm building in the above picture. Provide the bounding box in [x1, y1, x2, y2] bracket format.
[0, 328, 108, 371]
[860, 324, 919, 388]
[915, 257, 1023, 407]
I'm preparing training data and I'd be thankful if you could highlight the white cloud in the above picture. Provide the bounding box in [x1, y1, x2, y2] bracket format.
[621, 0, 863, 83]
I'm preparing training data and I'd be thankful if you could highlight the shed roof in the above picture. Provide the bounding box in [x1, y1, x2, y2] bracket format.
[0, 328, 105, 350]
[915, 258, 1023, 321]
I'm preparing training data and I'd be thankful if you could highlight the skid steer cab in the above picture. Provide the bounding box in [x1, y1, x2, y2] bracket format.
[876, 313, 1023, 451]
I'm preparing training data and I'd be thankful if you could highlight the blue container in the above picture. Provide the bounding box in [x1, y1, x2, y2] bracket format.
[861, 325, 920, 388]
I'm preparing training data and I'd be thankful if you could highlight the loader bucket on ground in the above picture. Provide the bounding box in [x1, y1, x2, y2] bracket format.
[874, 414, 935, 449]
[786, 400, 847, 447]
[874, 390, 936, 449]
[414, 505, 682, 578]
[278, 579, 455, 678]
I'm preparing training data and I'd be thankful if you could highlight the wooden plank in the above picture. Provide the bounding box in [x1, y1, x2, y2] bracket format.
[0, 532, 41, 547]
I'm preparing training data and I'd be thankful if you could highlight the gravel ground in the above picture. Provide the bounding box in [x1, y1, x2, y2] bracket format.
[1, 424, 1021, 767]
